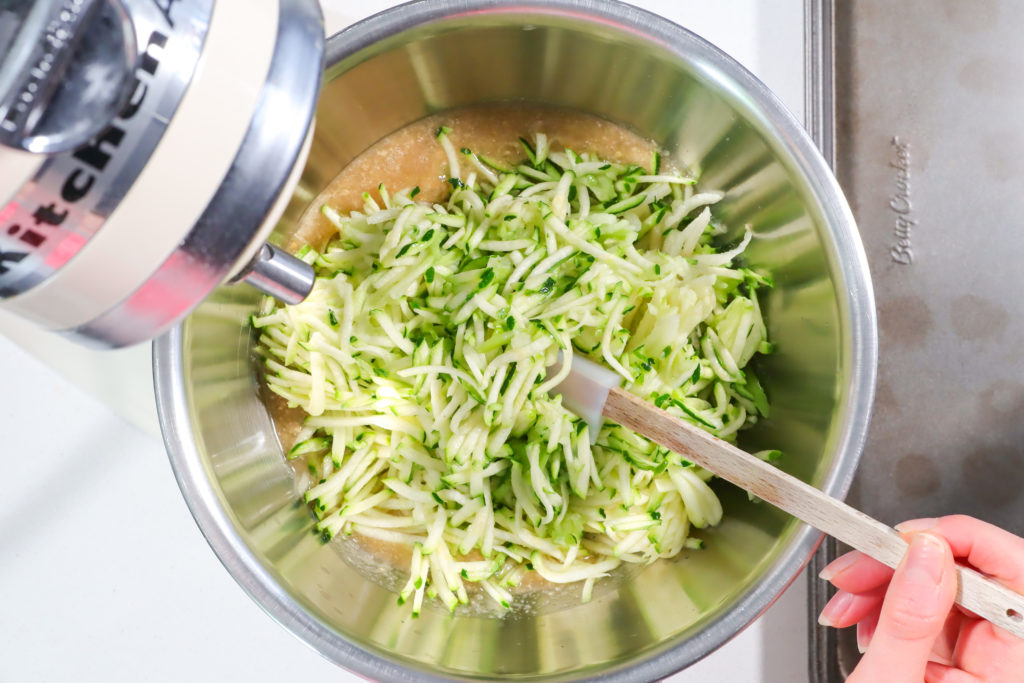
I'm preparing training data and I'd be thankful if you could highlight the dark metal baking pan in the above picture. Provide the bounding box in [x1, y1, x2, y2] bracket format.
[807, 0, 1024, 679]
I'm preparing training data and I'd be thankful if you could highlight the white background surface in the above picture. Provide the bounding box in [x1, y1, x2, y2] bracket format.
[0, 1, 814, 681]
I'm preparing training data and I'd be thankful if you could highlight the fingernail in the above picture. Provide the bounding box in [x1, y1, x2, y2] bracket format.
[902, 532, 947, 584]
[819, 551, 862, 581]
[894, 517, 938, 534]
[818, 590, 854, 627]
[856, 629, 869, 654]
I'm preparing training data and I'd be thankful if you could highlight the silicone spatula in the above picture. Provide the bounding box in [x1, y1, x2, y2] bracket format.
[551, 353, 1024, 639]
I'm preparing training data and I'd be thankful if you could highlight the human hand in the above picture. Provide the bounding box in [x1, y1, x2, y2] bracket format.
[817, 515, 1024, 682]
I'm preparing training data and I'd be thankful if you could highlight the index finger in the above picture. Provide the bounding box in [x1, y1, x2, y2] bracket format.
[897, 515, 1024, 593]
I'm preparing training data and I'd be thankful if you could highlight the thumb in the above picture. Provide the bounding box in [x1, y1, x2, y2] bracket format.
[852, 533, 957, 682]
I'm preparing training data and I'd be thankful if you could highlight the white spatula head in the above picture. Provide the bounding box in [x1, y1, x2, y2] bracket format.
[549, 353, 623, 443]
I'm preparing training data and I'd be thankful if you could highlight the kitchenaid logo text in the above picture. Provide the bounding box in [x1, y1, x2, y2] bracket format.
[150, 0, 180, 27]
[55, 31, 167, 207]
[0, 31, 168, 285]
[889, 136, 916, 265]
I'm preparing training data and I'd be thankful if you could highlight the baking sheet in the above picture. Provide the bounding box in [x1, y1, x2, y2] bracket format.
[807, 0, 1024, 678]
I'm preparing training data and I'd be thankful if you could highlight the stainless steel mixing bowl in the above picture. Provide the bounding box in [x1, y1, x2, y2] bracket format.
[153, 1, 877, 680]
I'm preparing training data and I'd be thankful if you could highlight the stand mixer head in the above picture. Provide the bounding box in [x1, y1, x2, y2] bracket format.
[0, 0, 322, 348]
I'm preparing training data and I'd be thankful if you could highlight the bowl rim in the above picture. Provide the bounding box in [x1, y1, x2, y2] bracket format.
[153, 1, 878, 680]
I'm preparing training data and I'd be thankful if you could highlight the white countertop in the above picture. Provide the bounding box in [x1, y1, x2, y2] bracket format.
[0, 1, 813, 681]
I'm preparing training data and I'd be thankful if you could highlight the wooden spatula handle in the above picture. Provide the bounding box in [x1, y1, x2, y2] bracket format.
[604, 387, 1024, 639]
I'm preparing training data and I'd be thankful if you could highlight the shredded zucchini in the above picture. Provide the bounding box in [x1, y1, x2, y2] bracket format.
[254, 130, 775, 615]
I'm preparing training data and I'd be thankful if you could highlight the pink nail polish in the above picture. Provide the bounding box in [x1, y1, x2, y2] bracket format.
[856, 629, 869, 654]
[894, 517, 938, 534]
[818, 590, 854, 627]
[902, 532, 947, 584]
[818, 551, 862, 581]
